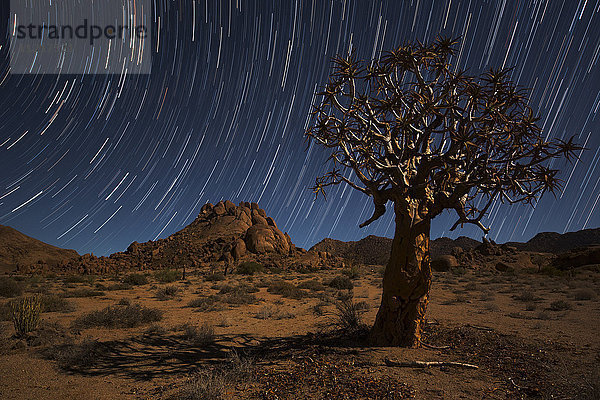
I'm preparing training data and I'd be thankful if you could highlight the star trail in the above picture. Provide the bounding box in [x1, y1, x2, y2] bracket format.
[1, 0, 600, 256]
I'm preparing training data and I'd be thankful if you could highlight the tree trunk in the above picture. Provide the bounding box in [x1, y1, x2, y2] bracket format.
[370, 202, 431, 347]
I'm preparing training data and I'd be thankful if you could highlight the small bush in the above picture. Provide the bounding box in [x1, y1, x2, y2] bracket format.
[104, 283, 132, 291]
[573, 288, 596, 301]
[117, 298, 131, 306]
[204, 272, 226, 282]
[341, 265, 362, 279]
[328, 276, 354, 290]
[153, 269, 181, 283]
[187, 297, 225, 311]
[73, 303, 162, 329]
[40, 295, 74, 313]
[0, 302, 12, 321]
[514, 291, 537, 302]
[144, 324, 167, 335]
[178, 371, 226, 400]
[11, 295, 41, 336]
[156, 285, 179, 300]
[46, 338, 99, 370]
[0, 277, 23, 298]
[219, 291, 258, 305]
[332, 299, 368, 332]
[549, 300, 572, 311]
[182, 323, 216, 346]
[297, 279, 326, 291]
[63, 275, 96, 284]
[123, 273, 148, 286]
[443, 294, 468, 305]
[227, 350, 254, 379]
[61, 288, 105, 298]
[254, 305, 295, 320]
[313, 301, 329, 316]
[267, 280, 305, 299]
[451, 267, 467, 276]
[539, 265, 565, 277]
[525, 302, 537, 311]
[218, 283, 259, 294]
[236, 261, 264, 275]
[536, 311, 551, 320]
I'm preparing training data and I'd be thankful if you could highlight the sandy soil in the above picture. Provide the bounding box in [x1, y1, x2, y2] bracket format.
[0, 264, 599, 399]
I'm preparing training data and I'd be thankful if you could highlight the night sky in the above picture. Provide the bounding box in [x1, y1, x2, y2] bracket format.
[1, 0, 600, 256]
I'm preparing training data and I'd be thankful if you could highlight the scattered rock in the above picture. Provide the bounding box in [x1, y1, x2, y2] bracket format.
[495, 262, 514, 273]
[431, 255, 459, 272]
[552, 246, 600, 270]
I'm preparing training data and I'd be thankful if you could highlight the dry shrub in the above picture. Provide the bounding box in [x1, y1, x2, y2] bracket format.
[187, 297, 225, 311]
[0, 277, 23, 298]
[549, 300, 572, 311]
[156, 285, 179, 300]
[267, 280, 305, 299]
[45, 338, 99, 371]
[573, 288, 596, 301]
[154, 269, 181, 283]
[181, 323, 216, 346]
[122, 273, 148, 286]
[332, 299, 369, 332]
[177, 371, 226, 400]
[40, 294, 74, 313]
[328, 276, 354, 290]
[61, 288, 105, 298]
[254, 305, 295, 320]
[73, 303, 162, 329]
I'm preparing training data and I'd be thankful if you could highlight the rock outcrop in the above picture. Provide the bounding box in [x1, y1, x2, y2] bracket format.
[11, 201, 341, 275]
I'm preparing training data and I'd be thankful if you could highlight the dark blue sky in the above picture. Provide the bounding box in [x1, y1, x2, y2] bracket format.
[1, 0, 600, 256]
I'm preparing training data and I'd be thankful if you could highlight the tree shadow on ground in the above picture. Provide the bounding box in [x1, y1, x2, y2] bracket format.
[39, 327, 371, 381]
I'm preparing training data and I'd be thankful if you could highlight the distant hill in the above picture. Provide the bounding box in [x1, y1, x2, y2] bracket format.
[310, 235, 480, 265]
[310, 228, 600, 266]
[310, 235, 392, 266]
[507, 228, 600, 254]
[0, 225, 79, 273]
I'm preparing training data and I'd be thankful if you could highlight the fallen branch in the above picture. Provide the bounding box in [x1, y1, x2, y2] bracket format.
[466, 324, 493, 331]
[384, 358, 478, 369]
[421, 342, 451, 350]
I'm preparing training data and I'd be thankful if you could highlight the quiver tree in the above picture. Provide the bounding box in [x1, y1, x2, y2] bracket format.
[306, 37, 581, 347]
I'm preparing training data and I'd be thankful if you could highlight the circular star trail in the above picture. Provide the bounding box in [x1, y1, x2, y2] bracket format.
[1, 0, 600, 256]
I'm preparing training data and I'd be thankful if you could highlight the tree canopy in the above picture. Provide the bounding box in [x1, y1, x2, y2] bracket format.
[306, 37, 582, 231]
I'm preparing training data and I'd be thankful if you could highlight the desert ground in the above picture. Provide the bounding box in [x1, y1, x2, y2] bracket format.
[0, 262, 599, 399]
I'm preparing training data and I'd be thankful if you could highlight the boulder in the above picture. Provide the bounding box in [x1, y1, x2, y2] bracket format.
[232, 239, 246, 260]
[127, 241, 141, 254]
[475, 238, 503, 256]
[224, 200, 236, 213]
[266, 217, 277, 228]
[200, 203, 214, 214]
[431, 255, 458, 272]
[251, 209, 268, 225]
[495, 262, 514, 273]
[245, 225, 290, 254]
[213, 201, 226, 215]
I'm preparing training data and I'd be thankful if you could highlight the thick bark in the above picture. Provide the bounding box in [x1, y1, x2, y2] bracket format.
[370, 201, 432, 347]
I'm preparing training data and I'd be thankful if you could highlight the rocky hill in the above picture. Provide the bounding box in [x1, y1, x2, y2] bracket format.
[12, 201, 340, 274]
[0, 225, 79, 273]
